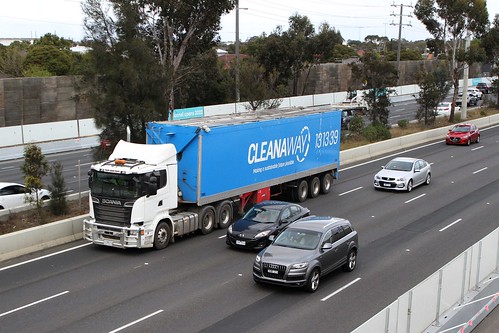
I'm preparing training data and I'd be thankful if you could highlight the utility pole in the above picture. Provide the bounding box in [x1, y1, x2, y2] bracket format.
[235, 0, 240, 103]
[390, 2, 412, 79]
[461, 35, 471, 120]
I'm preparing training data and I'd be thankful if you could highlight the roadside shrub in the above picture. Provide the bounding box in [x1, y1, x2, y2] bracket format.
[47, 161, 68, 216]
[397, 119, 409, 128]
[362, 124, 392, 142]
[349, 115, 365, 135]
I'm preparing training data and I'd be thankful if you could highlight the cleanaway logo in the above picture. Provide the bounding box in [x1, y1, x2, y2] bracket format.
[247, 126, 310, 164]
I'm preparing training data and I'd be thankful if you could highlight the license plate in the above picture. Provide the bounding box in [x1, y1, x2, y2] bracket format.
[268, 269, 278, 274]
[236, 240, 246, 246]
[383, 183, 391, 187]
[104, 240, 113, 246]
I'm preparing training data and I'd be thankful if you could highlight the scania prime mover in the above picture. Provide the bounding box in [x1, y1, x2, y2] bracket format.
[83, 106, 342, 250]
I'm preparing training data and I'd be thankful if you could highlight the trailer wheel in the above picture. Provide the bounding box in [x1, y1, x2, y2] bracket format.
[153, 222, 171, 250]
[216, 200, 233, 229]
[319, 173, 333, 194]
[308, 177, 320, 198]
[199, 205, 215, 234]
[294, 180, 308, 203]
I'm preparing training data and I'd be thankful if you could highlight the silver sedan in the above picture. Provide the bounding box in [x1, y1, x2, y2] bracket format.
[373, 157, 431, 192]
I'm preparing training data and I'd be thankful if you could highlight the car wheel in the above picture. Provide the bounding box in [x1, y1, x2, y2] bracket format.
[467, 138, 471, 146]
[305, 268, 320, 292]
[307, 177, 320, 198]
[319, 172, 333, 194]
[216, 200, 233, 229]
[476, 135, 480, 144]
[425, 173, 431, 185]
[342, 249, 357, 272]
[406, 180, 413, 192]
[153, 222, 171, 250]
[199, 205, 215, 234]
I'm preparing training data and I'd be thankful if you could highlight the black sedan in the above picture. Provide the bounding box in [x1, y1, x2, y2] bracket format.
[226, 201, 310, 250]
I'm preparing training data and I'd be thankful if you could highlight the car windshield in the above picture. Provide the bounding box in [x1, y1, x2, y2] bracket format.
[243, 206, 281, 223]
[273, 229, 322, 250]
[384, 160, 414, 172]
[452, 125, 470, 132]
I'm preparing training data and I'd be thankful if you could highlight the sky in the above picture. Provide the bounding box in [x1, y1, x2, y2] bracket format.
[0, 0, 498, 44]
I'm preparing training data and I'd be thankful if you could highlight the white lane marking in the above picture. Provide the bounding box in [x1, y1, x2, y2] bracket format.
[439, 219, 462, 232]
[0, 243, 92, 272]
[75, 162, 95, 167]
[109, 309, 164, 333]
[321, 277, 361, 302]
[404, 193, 426, 203]
[471, 145, 484, 151]
[218, 234, 227, 239]
[390, 114, 402, 118]
[1, 166, 15, 170]
[338, 187, 363, 196]
[0, 291, 69, 318]
[473, 167, 488, 174]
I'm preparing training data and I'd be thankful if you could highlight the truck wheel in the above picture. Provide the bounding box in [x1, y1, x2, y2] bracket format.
[153, 222, 170, 250]
[308, 177, 320, 198]
[319, 173, 333, 194]
[294, 180, 308, 202]
[216, 200, 233, 229]
[199, 205, 215, 234]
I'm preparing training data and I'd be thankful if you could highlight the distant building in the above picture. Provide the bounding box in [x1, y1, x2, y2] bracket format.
[0, 38, 35, 46]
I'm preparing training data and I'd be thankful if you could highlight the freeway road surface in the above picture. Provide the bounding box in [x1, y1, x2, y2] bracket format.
[0, 124, 498, 332]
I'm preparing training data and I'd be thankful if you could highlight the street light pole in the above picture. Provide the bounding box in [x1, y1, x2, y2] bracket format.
[235, 0, 240, 103]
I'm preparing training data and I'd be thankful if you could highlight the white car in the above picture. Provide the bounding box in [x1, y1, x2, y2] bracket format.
[435, 102, 460, 116]
[373, 157, 431, 192]
[0, 182, 51, 210]
[466, 88, 483, 100]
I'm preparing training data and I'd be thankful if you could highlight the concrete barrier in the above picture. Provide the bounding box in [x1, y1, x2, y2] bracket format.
[1, 113, 499, 262]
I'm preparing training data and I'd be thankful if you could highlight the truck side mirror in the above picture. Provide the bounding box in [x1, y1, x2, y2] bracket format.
[88, 170, 92, 188]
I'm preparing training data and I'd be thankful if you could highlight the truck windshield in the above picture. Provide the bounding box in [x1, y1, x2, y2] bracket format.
[90, 171, 143, 199]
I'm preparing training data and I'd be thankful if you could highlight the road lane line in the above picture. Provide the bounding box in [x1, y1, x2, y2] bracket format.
[321, 277, 361, 302]
[471, 146, 484, 151]
[1, 166, 15, 170]
[473, 167, 488, 174]
[218, 234, 227, 239]
[404, 193, 426, 203]
[0, 243, 92, 272]
[109, 309, 164, 333]
[439, 219, 462, 232]
[338, 187, 363, 196]
[0, 291, 69, 318]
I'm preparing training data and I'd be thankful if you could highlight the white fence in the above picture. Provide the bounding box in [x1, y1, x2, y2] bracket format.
[352, 227, 499, 333]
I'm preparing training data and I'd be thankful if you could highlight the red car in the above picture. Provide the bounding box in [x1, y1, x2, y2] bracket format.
[445, 123, 480, 145]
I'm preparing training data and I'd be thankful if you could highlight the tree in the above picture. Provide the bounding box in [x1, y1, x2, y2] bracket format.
[350, 52, 398, 126]
[48, 162, 68, 216]
[415, 61, 452, 125]
[415, 0, 489, 122]
[0, 42, 28, 77]
[310, 22, 344, 62]
[238, 58, 283, 111]
[481, 14, 499, 103]
[81, 0, 236, 124]
[20, 144, 50, 222]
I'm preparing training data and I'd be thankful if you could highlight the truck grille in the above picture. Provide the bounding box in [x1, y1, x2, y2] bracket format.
[93, 203, 132, 227]
[262, 263, 286, 279]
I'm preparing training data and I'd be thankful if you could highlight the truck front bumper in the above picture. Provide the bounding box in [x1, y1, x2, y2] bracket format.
[83, 219, 149, 248]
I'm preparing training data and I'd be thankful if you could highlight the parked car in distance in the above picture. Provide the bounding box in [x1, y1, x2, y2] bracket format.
[0, 182, 51, 210]
[456, 93, 478, 107]
[435, 102, 460, 116]
[466, 87, 483, 100]
[253, 216, 358, 292]
[475, 82, 492, 94]
[445, 123, 480, 145]
[227, 201, 310, 250]
[373, 157, 431, 192]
